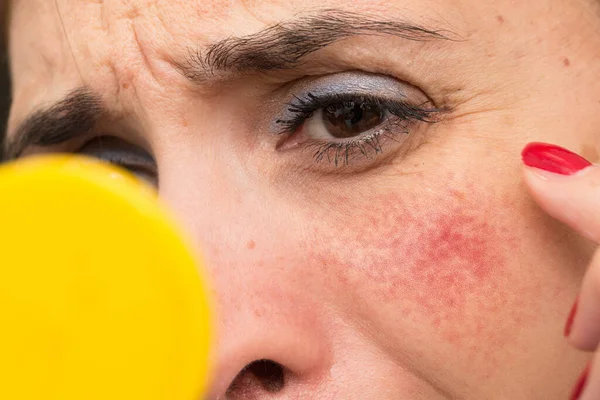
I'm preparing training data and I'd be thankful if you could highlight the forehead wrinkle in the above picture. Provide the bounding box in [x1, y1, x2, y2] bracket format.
[65, 1, 181, 115]
[177, 8, 454, 84]
[7, 0, 461, 135]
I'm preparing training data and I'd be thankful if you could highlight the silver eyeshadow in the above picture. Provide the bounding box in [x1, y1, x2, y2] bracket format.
[272, 71, 425, 131]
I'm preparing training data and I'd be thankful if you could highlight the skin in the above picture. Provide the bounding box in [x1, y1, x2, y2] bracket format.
[5, 0, 600, 398]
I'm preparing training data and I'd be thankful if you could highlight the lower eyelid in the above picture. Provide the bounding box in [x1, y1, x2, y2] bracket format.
[292, 116, 418, 166]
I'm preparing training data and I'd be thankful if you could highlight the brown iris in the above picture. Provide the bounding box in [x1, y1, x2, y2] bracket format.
[322, 101, 385, 139]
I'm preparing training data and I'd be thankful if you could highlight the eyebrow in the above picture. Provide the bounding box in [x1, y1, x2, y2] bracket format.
[179, 9, 454, 82]
[4, 10, 454, 158]
[3, 88, 103, 160]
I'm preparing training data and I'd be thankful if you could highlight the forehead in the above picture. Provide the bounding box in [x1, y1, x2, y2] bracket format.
[8, 0, 464, 71]
[7, 0, 459, 66]
[6, 0, 467, 128]
[8, 0, 432, 55]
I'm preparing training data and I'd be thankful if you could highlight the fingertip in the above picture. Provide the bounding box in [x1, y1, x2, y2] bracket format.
[567, 257, 600, 351]
[521, 142, 592, 176]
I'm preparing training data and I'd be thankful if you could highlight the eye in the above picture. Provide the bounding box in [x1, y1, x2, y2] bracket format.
[78, 136, 158, 187]
[274, 75, 440, 167]
[309, 100, 387, 140]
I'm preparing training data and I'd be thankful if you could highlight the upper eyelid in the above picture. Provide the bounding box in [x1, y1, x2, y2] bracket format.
[273, 72, 435, 123]
[282, 72, 416, 103]
[275, 93, 443, 145]
[273, 78, 439, 135]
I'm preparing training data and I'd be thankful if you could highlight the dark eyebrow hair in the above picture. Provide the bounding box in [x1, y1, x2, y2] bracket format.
[3, 87, 103, 160]
[179, 9, 455, 82]
[3, 10, 454, 158]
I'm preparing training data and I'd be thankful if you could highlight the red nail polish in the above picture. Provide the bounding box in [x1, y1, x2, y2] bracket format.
[565, 298, 579, 337]
[570, 363, 591, 400]
[521, 142, 592, 175]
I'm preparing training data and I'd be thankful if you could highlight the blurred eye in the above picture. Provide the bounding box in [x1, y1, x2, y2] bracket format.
[78, 136, 158, 187]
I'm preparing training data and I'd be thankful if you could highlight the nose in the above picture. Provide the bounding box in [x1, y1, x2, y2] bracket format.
[208, 297, 331, 399]
[157, 164, 332, 399]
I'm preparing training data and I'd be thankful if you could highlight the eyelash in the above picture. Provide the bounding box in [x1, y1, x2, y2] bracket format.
[275, 92, 440, 166]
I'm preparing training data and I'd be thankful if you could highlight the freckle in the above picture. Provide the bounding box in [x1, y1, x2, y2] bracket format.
[122, 82, 129, 89]
[247, 240, 256, 250]
[182, 118, 189, 127]
[496, 15, 504, 24]
[450, 189, 466, 202]
[125, 7, 140, 19]
[563, 57, 571, 67]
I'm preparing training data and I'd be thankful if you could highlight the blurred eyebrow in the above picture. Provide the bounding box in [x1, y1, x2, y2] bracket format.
[3, 87, 103, 160]
[179, 9, 454, 82]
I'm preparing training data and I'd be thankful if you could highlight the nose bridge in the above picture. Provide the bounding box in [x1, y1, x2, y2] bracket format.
[156, 155, 332, 398]
[156, 148, 257, 236]
[155, 143, 301, 269]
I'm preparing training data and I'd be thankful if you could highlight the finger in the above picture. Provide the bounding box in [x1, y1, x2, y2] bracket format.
[521, 142, 598, 243]
[569, 249, 600, 350]
[572, 361, 590, 400]
[521, 143, 600, 351]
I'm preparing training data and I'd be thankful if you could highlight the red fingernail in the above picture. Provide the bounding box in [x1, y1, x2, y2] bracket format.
[521, 142, 592, 175]
[565, 298, 579, 337]
[570, 363, 591, 400]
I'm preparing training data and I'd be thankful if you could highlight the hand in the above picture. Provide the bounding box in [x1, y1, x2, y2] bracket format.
[522, 142, 599, 400]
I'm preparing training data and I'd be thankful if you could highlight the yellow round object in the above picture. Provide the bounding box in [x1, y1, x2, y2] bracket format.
[0, 155, 212, 400]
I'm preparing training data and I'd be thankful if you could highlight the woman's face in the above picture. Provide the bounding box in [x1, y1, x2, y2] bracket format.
[5, 0, 600, 398]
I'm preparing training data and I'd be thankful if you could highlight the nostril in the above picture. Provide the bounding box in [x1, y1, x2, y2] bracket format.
[226, 359, 286, 397]
[248, 360, 285, 392]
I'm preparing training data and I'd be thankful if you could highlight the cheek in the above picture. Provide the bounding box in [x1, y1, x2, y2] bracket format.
[305, 176, 534, 353]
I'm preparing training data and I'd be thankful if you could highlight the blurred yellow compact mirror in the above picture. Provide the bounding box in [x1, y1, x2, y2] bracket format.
[0, 155, 212, 400]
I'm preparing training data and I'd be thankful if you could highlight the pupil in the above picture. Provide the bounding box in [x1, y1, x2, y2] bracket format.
[323, 101, 384, 139]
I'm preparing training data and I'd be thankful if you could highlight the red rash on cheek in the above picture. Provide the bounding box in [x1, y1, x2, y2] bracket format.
[305, 178, 531, 357]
